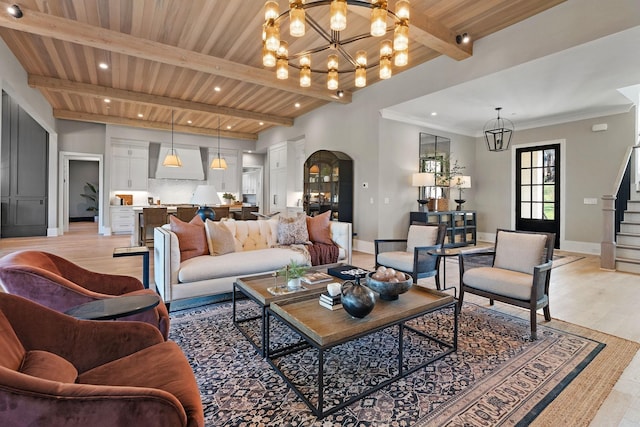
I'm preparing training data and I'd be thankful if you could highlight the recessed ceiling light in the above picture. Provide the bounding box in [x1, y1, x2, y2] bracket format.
[294, 102, 301, 108]
[137, 113, 143, 118]
[226, 125, 232, 130]
[431, 112, 437, 116]
[187, 120, 192, 124]
[104, 98, 111, 103]
[214, 86, 221, 92]
[98, 62, 109, 70]
[259, 122, 264, 126]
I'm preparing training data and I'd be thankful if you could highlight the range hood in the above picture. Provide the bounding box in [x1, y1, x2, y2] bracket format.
[154, 144, 205, 180]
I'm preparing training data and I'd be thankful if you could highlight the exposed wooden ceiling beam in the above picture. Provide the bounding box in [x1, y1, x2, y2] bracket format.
[410, 12, 473, 60]
[0, 2, 352, 104]
[29, 75, 293, 127]
[349, 6, 472, 60]
[53, 109, 258, 141]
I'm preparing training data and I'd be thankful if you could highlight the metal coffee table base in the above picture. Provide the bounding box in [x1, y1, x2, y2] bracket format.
[265, 301, 458, 419]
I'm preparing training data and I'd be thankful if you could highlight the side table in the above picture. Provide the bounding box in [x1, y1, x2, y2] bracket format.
[64, 294, 160, 320]
[427, 248, 458, 297]
[113, 246, 149, 289]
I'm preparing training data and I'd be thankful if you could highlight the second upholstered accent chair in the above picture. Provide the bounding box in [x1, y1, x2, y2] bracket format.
[0, 293, 203, 427]
[458, 229, 555, 340]
[0, 250, 170, 340]
[374, 223, 447, 287]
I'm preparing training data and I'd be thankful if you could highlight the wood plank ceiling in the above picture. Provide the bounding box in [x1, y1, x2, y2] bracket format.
[0, 0, 564, 142]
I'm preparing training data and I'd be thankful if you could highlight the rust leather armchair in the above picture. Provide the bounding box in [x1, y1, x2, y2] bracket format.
[0, 250, 170, 339]
[0, 293, 203, 427]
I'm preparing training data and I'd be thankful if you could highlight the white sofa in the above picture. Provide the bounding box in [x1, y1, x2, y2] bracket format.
[153, 218, 352, 307]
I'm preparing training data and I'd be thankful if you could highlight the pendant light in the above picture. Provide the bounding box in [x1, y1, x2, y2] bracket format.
[484, 107, 514, 152]
[163, 110, 182, 167]
[210, 116, 227, 170]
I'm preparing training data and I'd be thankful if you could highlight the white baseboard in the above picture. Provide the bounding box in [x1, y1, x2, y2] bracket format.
[47, 227, 60, 236]
[353, 239, 374, 254]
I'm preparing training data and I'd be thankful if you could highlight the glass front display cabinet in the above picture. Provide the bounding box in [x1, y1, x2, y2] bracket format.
[303, 150, 353, 223]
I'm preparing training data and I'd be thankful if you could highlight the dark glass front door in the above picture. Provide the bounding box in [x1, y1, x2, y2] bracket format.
[515, 144, 560, 248]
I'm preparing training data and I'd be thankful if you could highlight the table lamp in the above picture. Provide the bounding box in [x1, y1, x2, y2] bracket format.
[451, 176, 471, 211]
[191, 185, 222, 220]
[412, 172, 435, 212]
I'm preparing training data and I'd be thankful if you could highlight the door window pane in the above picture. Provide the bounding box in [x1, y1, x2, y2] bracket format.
[532, 150, 543, 167]
[521, 151, 531, 168]
[521, 169, 531, 185]
[544, 185, 554, 202]
[544, 203, 555, 220]
[532, 168, 543, 185]
[532, 185, 543, 201]
[521, 202, 531, 219]
[520, 186, 531, 202]
[532, 202, 543, 219]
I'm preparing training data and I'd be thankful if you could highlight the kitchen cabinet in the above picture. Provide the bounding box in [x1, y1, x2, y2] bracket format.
[303, 150, 353, 223]
[209, 148, 239, 195]
[111, 142, 148, 191]
[110, 206, 134, 235]
[242, 170, 259, 194]
[268, 141, 305, 214]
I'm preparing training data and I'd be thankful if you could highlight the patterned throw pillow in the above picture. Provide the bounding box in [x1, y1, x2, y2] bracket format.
[306, 210, 333, 244]
[169, 215, 208, 261]
[204, 220, 237, 256]
[277, 213, 309, 245]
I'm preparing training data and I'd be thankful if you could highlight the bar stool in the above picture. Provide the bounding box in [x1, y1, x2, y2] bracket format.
[212, 206, 230, 221]
[176, 205, 198, 222]
[139, 207, 168, 246]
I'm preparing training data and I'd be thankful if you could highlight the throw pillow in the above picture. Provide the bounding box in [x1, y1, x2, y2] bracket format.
[204, 220, 237, 256]
[277, 213, 309, 245]
[406, 224, 440, 252]
[306, 210, 333, 244]
[169, 215, 208, 261]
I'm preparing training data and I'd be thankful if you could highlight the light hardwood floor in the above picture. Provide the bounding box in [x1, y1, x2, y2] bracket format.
[1, 222, 638, 426]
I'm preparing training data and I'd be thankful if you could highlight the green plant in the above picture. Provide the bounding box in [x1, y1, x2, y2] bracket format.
[277, 260, 309, 280]
[80, 182, 98, 214]
[222, 192, 236, 201]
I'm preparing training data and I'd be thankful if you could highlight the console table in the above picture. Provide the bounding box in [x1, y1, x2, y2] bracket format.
[410, 210, 476, 247]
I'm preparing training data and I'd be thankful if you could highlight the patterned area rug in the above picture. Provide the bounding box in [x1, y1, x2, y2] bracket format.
[169, 300, 613, 426]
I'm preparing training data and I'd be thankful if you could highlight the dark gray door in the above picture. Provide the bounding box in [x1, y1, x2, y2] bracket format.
[515, 144, 560, 248]
[1, 91, 49, 237]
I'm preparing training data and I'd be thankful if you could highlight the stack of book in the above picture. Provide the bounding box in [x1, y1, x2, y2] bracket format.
[318, 291, 342, 310]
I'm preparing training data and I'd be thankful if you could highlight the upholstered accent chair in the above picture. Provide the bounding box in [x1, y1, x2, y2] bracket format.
[374, 223, 447, 287]
[0, 250, 170, 340]
[458, 229, 555, 340]
[0, 293, 204, 427]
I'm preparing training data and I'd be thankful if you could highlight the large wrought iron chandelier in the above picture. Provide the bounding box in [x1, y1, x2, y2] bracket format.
[262, 0, 411, 90]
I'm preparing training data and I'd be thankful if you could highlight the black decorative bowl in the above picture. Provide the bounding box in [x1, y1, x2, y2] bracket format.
[365, 272, 413, 301]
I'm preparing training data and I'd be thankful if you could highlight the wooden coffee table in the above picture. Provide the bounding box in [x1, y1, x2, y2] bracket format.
[265, 287, 457, 419]
[233, 263, 343, 357]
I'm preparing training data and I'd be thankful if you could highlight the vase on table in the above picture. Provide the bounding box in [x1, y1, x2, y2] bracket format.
[288, 277, 302, 291]
[341, 275, 375, 318]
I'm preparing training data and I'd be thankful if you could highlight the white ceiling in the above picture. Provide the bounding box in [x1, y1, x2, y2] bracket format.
[385, 25, 640, 137]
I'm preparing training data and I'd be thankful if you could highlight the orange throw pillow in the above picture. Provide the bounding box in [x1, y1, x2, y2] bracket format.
[306, 211, 333, 244]
[169, 215, 208, 261]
